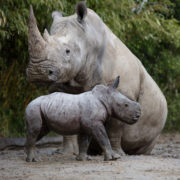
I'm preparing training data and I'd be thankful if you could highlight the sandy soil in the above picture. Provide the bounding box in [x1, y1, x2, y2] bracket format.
[0, 133, 180, 180]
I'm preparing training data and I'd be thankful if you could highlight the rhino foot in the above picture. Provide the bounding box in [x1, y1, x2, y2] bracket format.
[53, 148, 64, 155]
[26, 157, 32, 162]
[111, 151, 121, 160]
[76, 154, 91, 161]
[54, 146, 77, 155]
[113, 147, 126, 156]
[104, 151, 121, 161]
[26, 156, 41, 162]
[62, 147, 77, 155]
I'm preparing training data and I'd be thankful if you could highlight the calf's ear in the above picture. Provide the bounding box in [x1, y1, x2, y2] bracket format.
[111, 76, 120, 89]
[75, 1, 87, 23]
[52, 11, 63, 20]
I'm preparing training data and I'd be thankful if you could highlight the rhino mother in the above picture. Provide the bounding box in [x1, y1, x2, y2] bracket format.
[26, 1, 167, 155]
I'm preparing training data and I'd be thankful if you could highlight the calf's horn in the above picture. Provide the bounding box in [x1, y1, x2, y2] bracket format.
[111, 76, 120, 89]
[28, 6, 46, 59]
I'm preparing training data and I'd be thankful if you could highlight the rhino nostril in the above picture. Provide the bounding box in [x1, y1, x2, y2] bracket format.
[136, 114, 140, 118]
[66, 49, 70, 54]
[49, 70, 53, 75]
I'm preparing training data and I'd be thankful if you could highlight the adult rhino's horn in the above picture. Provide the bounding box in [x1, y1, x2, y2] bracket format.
[43, 29, 50, 42]
[28, 5, 46, 59]
[111, 76, 120, 89]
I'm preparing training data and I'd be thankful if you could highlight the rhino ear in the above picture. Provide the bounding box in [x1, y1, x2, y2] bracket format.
[111, 76, 120, 89]
[75, 1, 87, 23]
[52, 11, 62, 20]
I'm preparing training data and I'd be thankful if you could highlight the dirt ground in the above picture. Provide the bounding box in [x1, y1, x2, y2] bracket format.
[0, 133, 180, 180]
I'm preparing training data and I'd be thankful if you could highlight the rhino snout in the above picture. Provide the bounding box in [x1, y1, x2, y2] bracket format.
[26, 62, 61, 85]
[132, 104, 141, 123]
[133, 111, 141, 122]
[48, 69, 58, 81]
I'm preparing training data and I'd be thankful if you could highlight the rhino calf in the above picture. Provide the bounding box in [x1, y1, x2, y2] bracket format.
[25, 76, 141, 162]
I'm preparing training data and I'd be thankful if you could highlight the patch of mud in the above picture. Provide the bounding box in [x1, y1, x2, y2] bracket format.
[0, 133, 180, 180]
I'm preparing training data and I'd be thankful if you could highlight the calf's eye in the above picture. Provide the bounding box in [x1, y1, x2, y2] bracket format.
[125, 103, 128, 107]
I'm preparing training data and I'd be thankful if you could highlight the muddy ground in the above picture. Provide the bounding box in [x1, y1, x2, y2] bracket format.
[0, 133, 180, 180]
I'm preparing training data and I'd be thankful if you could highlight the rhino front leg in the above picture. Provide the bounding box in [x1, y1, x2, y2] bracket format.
[106, 117, 126, 156]
[76, 134, 91, 161]
[92, 123, 120, 161]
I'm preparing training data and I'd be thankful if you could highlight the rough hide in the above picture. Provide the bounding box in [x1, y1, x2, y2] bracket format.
[25, 77, 141, 161]
[26, 1, 167, 155]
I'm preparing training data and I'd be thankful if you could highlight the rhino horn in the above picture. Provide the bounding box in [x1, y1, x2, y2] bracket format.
[111, 76, 120, 89]
[28, 5, 46, 59]
[43, 29, 51, 42]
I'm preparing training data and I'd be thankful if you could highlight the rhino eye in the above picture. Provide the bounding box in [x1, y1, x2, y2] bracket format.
[125, 103, 128, 107]
[66, 49, 70, 54]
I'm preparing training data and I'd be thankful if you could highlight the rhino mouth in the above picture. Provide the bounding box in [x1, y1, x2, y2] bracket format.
[26, 75, 54, 87]
[122, 119, 137, 125]
[31, 80, 54, 87]
[120, 113, 141, 125]
[49, 80, 84, 94]
[26, 70, 55, 85]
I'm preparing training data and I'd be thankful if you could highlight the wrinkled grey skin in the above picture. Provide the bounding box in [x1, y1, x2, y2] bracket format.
[26, 1, 167, 155]
[25, 77, 141, 162]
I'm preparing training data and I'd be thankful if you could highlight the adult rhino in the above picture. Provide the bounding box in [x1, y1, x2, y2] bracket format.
[26, 1, 167, 155]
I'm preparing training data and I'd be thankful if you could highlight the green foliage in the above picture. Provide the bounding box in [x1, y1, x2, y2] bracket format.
[0, 0, 180, 137]
[172, 0, 180, 21]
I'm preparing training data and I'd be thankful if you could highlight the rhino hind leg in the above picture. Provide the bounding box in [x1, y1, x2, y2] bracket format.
[76, 134, 91, 161]
[25, 111, 48, 162]
[122, 135, 159, 155]
[56, 135, 79, 155]
[27, 124, 51, 162]
[142, 137, 158, 155]
[25, 130, 40, 162]
[25, 125, 50, 162]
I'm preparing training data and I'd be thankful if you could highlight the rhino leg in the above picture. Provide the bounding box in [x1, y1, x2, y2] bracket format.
[76, 134, 91, 161]
[25, 130, 40, 162]
[123, 135, 159, 155]
[139, 136, 158, 155]
[106, 117, 126, 156]
[91, 123, 120, 161]
[60, 135, 79, 155]
[25, 111, 49, 162]
[25, 126, 50, 162]
[143, 136, 159, 155]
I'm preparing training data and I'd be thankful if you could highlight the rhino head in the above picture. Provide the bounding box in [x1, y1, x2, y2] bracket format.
[109, 76, 141, 124]
[26, 2, 105, 92]
[92, 76, 141, 124]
